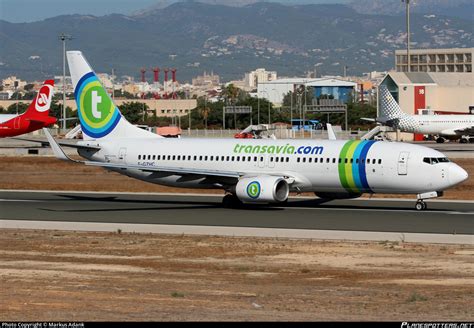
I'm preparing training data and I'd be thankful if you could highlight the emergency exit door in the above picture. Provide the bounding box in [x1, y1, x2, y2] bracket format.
[398, 152, 409, 175]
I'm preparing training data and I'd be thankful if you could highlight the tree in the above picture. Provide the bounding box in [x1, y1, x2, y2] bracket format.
[24, 83, 35, 92]
[7, 102, 28, 114]
[118, 101, 149, 124]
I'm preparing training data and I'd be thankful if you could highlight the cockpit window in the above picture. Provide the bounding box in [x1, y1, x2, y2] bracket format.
[423, 157, 450, 165]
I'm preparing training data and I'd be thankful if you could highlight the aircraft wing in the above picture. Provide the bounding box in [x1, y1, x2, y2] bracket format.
[361, 117, 398, 126]
[43, 128, 294, 183]
[12, 135, 101, 151]
[454, 126, 474, 135]
[84, 161, 242, 179]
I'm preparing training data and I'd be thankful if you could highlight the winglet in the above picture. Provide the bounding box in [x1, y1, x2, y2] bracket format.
[43, 128, 81, 163]
[326, 123, 337, 140]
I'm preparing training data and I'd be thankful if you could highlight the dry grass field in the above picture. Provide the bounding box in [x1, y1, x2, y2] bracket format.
[0, 230, 473, 321]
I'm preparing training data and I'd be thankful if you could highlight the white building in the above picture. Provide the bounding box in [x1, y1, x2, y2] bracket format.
[257, 77, 357, 106]
[245, 68, 277, 90]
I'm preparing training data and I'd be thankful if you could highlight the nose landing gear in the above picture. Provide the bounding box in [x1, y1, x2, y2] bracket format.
[415, 191, 443, 211]
[415, 200, 427, 211]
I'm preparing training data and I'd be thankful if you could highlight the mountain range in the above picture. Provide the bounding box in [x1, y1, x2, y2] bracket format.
[0, 1, 472, 82]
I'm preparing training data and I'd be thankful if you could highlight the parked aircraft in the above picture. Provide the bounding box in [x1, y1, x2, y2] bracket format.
[366, 85, 474, 143]
[44, 51, 468, 211]
[0, 80, 56, 138]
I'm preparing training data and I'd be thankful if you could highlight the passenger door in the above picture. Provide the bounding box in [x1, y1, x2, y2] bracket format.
[397, 152, 409, 175]
[118, 147, 127, 164]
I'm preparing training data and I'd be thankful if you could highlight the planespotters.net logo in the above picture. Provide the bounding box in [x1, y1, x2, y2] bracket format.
[246, 181, 261, 199]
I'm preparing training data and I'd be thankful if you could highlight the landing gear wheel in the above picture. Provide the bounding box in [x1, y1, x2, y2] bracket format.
[415, 201, 426, 211]
[222, 194, 242, 209]
[436, 137, 445, 144]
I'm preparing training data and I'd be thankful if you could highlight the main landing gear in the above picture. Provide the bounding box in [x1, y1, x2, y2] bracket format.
[222, 194, 242, 209]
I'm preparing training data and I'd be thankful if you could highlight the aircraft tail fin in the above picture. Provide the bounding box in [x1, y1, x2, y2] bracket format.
[67, 51, 161, 141]
[23, 80, 55, 121]
[378, 85, 405, 120]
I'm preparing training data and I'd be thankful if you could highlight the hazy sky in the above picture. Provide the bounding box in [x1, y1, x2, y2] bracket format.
[0, 0, 348, 23]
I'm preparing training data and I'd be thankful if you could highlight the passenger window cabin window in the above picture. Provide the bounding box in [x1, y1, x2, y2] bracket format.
[227, 156, 230, 161]
[199, 156, 203, 161]
[297, 158, 300, 163]
[356, 159, 359, 164]
[286, 157, 290, 162]
[147, 155, 151, 160]
[248, 156, 251, 162]
[177, 156, 181, 160]
[242, 157, 246, 162]
[254, 156, 258, 162]
[260, 157, 264, 162]
[303, 158, 306, 163]
[372, 159, 376, 164]
[378, 159, 382, 165]
[205, 156, 208, 161]
[138, 155, 141, 160]
[172, 155, 175, 160]
[210, 156, 214, 161]
[231, 156, 235, 161]
[308, 158, 312, 163]
[338, 158, 342, 164]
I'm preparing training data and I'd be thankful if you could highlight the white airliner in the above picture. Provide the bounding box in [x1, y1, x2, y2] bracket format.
[374, 86, 474, 143]
[44, 51, 469, 211]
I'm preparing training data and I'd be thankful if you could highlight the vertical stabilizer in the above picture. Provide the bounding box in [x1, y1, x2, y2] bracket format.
[24, 80, 54, 119]
[378, 85, 417, 131]
[67, 51, 160, 140]
[378, 85, 405, 120]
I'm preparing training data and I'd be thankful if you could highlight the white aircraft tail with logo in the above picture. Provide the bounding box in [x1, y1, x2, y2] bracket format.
[67, 51, 160, 141]
[379, 85, 408, 120]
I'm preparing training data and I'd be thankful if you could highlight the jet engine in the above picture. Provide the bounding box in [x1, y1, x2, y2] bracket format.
[235, 176, 289, 203]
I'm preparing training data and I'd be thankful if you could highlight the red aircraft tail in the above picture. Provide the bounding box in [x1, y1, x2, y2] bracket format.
[23, 79, 55, 122]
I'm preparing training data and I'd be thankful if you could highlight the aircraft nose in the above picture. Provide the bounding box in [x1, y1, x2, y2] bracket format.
[449, 164, 469, 186]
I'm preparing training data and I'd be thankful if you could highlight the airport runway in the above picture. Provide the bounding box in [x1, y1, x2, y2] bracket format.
[0, 191, 473, 236]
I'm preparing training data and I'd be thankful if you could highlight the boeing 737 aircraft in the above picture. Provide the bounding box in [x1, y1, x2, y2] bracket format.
[44, 51, 469, 211]
[368, 85, 474, 143]
[0, 80, 56, 138]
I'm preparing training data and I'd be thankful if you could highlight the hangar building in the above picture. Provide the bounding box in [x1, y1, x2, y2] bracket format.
[258, 78, 357, 106]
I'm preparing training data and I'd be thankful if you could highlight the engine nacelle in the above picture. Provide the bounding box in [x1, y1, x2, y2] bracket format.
[235, 176, 289, 203]
[314, 192, 362, 200]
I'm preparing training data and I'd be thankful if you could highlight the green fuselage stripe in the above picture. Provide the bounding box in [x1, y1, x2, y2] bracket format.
[345, 141, 361, 193]
[338, 140, 354, 192]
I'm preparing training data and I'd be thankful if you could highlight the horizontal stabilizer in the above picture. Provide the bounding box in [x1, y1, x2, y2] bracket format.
[43, 128, 83, 163]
